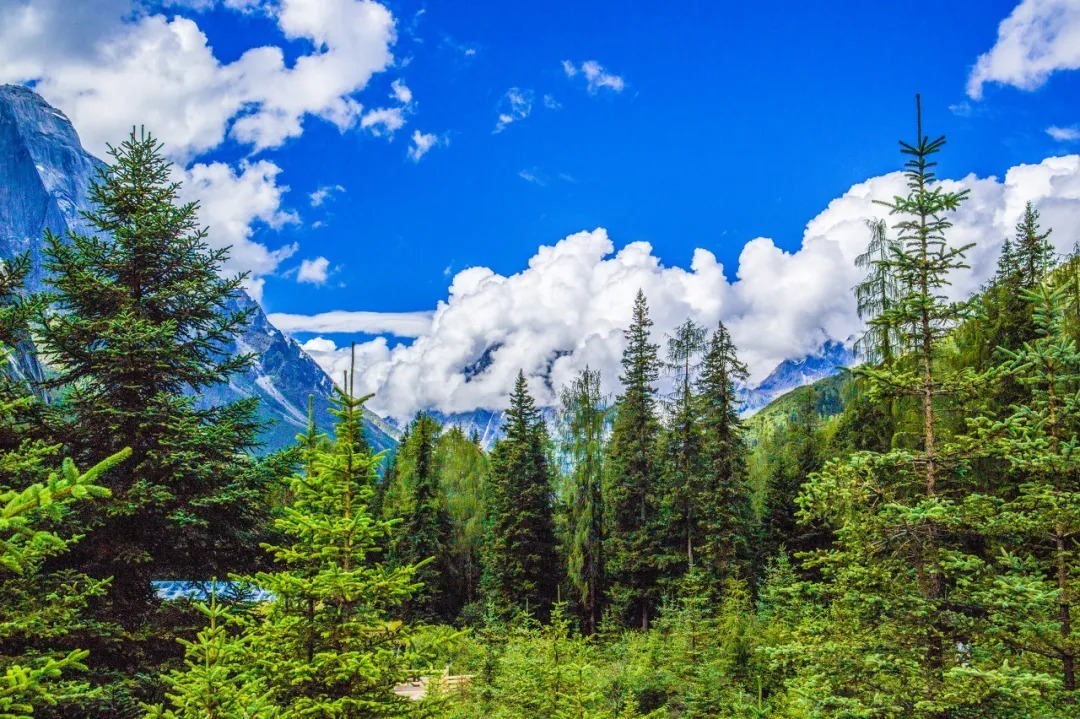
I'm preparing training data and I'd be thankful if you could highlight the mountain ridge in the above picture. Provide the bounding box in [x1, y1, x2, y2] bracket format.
[0, 84, 395, 454]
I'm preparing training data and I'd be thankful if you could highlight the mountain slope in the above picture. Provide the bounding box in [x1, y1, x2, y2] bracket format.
[0, 84, 395, 454]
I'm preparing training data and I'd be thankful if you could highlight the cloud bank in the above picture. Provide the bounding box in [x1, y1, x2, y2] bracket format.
[967, 0, 1080, 99]
[0, 0, 406, 298]
[288, 155, 1080, 421]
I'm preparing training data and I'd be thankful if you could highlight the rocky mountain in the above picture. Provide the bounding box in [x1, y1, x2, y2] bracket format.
[0, 84, 396, 454]
[421, 341, 855, 449]
[736, 339, 856, 416]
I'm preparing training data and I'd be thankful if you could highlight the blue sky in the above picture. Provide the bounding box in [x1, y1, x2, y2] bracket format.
[4, 0, 1080, 416]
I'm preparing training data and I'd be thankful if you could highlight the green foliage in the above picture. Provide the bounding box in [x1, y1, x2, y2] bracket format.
[557, 367, 608, 634]
[1, 447, 128, 719]
[243, 371, 429, 718]
[144, 592, 276, 719]
[605, 290, 663, 629]
[483, 372, 560, 620]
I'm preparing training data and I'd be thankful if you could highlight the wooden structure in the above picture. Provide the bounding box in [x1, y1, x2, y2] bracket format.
[394, 667, 474, 700]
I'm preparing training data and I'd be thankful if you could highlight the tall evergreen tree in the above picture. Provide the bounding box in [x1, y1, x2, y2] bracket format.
[246, 364, 428, 718]
[658, 319, 707, 584]
[978, 281, 1080, 706]
[695, 321, 753, 587]
[435, 427, 490, 620]
[34, 129, 277, 712]
[388, 413, 454, 622]
[483, 372, 560, 619]
[1014, 201, 1055, 291]
[605, 290, 663, 629]
[783, 96, 1039, 715]
[557, 367, 608, 634]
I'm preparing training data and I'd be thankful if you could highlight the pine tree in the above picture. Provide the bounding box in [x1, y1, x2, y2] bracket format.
[483, 372, 560, 619]
[35, 129, 272, 664]
[978, 281, 1080, 705]
[245, 363, 428, 718]
[658, 319, 707, 584]
[392, 413, 454, 622]
[558, 367, 608, 634]
[695, 321, 753, 587]
[144, 590, 277, 719]
[605, 290, 663, 629]
[854, 218, 904, 364]
[784, 96, 1037, 715]
[1015, 201, 1055, 291]
[1, 447, 128, 719]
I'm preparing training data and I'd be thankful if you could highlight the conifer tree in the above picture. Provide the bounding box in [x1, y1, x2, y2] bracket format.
[1014, 201, 1055, 291]
[695, 321, 753, 587]
[978, 281, 1080, 705]
[658, 319, 707, 583]
[558, 367, 608, 634]
[392, 413, 454, 622]
[483, 371, 560, 619]
[605, 290, 663, 629]
[785, 96, 1036, 715]
[854, 218, 903, 364]
[144, 591, 276, 719]
[35, 129, 271, 651]
[245, 364, 427, 718]
[1, 447, 128, 719]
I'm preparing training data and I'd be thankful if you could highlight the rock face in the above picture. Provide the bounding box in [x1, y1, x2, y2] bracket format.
[0, 84, 396, 454]
[736, 340, 855, 416]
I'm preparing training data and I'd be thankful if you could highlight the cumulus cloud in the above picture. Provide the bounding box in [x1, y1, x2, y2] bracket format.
[1048, 125, 1080, 141]
[176, 160, 299, 301]
[296, 256, 332, 285]
[407, 130, 442, 162]
[0, 0, 409, 304]
[967, 0, 1080, 99]
[494, 88, 533, 133]
[269, 309, 434, 336]
[563, 60, 625, 93]
[0, 0, 401, 159]
[282, 154, 1080, 421]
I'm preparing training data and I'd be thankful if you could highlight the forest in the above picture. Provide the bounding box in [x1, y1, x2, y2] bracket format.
[3, 101, 1080, 719]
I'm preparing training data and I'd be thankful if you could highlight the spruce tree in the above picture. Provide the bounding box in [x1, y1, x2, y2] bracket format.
[658, 318, 707, 584]
[1, 446, 128, 719]
[390, 413, 453, 622]
[557, 367, 608, 634]
[245, 365, 427, 718]
[483, 372, 560, 619]
[34, 130, 274, 696]
[784, 96, 1038, 715]
[978, 281, 1080, 705]
[605, 290, 663, 629]
[695, 321, 753, 587]
[144, 591, 277, 719]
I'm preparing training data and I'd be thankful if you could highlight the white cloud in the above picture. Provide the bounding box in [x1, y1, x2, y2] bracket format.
[297, 256, 331, 285]
[563, 60, 625, 93]
[176, 159, 299, 301]
[543, 94, 562, 110]
[0, 0, 401, 159]
[309, 184, 345, 206]
[494, 87, 533, 133]
[967, 0, 1080, 99]
[279, 154, 1080, 421]
[269, 309, 434, 336]
[407, 130, 441, 162]
[390, 78, 412, 104]
[1048, 125, 1080, 141]
[518, 168, 545, 185]
[360, 106, 406, 136]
